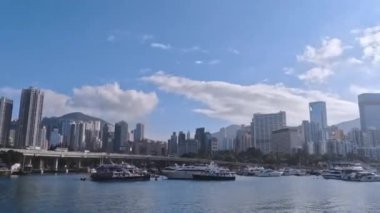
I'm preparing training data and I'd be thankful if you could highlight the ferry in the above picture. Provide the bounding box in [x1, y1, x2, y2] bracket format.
[162, 163, 209, 179]
[90, 163, 150, 181]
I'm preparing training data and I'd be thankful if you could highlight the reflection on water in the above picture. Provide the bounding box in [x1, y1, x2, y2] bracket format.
[1, 175, 380, 212]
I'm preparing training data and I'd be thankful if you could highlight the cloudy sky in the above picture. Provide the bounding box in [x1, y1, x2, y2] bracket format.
[1, 1, 380, 140]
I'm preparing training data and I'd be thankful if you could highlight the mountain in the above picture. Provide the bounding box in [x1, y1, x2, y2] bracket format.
[42, 112, 109, 129]
[334, 118, 360, 133]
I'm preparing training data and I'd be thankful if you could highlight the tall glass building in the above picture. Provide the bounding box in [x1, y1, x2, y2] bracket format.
[253, 111, 286, 154]
[358, 93, 380, 131]
[309, 101, 327, 154]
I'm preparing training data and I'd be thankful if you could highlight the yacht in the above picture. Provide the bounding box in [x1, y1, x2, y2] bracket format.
[192, 164, 236, 181]
[256, 169, 283, 177]
[356, 172, 380, 182]
[282, 168, 298, 176]
[321, 168, 342, 180]
[90, 163, 150, 181]
[162, 163, 209, 179]
[323, 164, 364, 180]
[240, 166, 265, 176]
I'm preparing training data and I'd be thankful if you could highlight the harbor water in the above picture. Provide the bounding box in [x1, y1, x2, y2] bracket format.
[1, 174, 380, 212]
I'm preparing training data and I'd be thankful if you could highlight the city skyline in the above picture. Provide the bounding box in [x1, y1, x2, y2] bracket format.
[2, 1, 380, 139]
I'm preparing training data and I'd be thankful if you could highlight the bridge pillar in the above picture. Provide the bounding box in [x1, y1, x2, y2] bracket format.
[100, 158, 104, 165]
[39, 159, 44, 174]
[78, 159, 82, 168]
[54, 158, 59, 172]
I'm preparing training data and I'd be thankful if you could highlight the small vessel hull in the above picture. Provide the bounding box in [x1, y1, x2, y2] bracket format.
[192, 174, 236, 181]
[90, 174, 151, 182]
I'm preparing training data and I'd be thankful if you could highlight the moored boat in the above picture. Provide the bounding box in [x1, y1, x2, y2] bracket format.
[90, 163, 150, 181]
[162, 163, 209, 180]
[192, 165, 236, 181]
[256, 169, 283, 177]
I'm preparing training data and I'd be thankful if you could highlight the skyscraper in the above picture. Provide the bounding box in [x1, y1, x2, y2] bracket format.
[102, 123, 110, 152]
[309, 101, 327, 154]
[16, 87, 44, 148]
[358, 93, 380, 131]
[168, 132, 178, 155]
[0, 97, 13, 147]
[195, 127, 205, 153]
[253, 111, 286, 154]
[114, 121, 129, 152]
[133, 123, 144, 142]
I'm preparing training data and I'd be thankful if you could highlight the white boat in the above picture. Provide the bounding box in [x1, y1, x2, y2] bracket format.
[357, 172, 380, 182]
[322, 169, 342, 180]
[241, 166, 264, 176]
[162, 163, 209, 179]
[282, 168, 297, 176]
[257, 169, 283, 177]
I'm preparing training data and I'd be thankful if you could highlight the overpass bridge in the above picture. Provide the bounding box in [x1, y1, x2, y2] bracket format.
[0, 148, 247, 172]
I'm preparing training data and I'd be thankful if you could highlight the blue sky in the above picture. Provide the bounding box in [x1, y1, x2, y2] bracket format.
[1, 1, 380, 140]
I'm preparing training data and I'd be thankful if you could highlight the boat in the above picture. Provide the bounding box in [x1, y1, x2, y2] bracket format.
[192, 164, 236, 181]
[321, 169, 342, 180]
[256, 169, 283, 177]
[240, 166, 265, 176]
[162, 163, 209, 179]
[356, 172, 380, 182]
[282, 168, 298, 176]
[294, 169, 308, 176]
[90, 163, 150, 181]
[323, 164, 364, 180]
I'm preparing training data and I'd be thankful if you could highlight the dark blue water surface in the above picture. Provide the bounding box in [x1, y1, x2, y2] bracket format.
[1, 174, 380, 213]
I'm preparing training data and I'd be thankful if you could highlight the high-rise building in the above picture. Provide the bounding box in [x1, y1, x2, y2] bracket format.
[114, 121, 129, 152]
[271, 127, 305, 155]
[40, 126, 48, 150]
[133, 123, 144, 142]
[186, 131, 191, 140]
[359, 93, 380, 131]
[177, 131, 186, 156]
[195, 127, 205, 153]
[309, 101, 328, 154]
[49, 128, 63, 147]
[253, 111, 286, 154]
[102, 124, 110, 152]
[168, 132, 178, 155]
[0, 97, 13, 147]
[16, 87, 44, 148]
[234, 125, 252, 153]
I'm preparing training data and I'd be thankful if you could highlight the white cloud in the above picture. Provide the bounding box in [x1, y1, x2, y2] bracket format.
[195, 60, 203, 64]
[0, 84, 158, 123]
[141, 34, 154, 43]
[356, 26, 380, 64]
[297, 38, 344, 65]
[296, 38, 344, 83]
[298, 67, 333, 83]
[349, 84, 380, 95]
[283, 67, 295, 75]
[347, 57, 363, 64]
[208, 59, 220, 65]
[143, 72, 358, 125]
[150, 42, 171, 50]
[228, 48, 240, 55]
